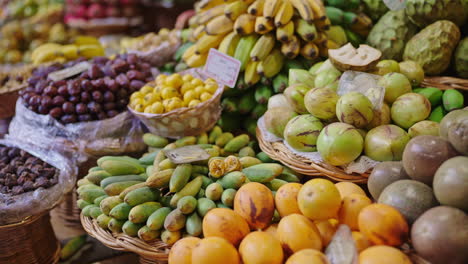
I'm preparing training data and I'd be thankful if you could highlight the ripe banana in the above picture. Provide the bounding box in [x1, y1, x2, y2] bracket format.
[242, 0, 256, 4]
[244, 60, 261, 86]
[276, 20, 294, 43]
[315, 17, 331, 31]
[263, 0, 282, 19]
[274, 0, 293, 27]
[307, 0, 327, 21]
[197, 4, 227, 24]
[218, 31, 241, 56]
[182, 44, 197, 62]
[224, 1, 249, 20]
[196, 0, 225, 12]
[31, 43, 62, 60]
[250, 33, 275, 61]
[300, 42, 319, 60]
[61, 45, 79, 60]
[78, 45, 105, 58]
[205, 15, 234, 35]
[280, 35, 300, 59]
[295, 18, 317, 41]
[312, 32, 327, 48]
[234, 34, 260, 71]
[192, 25, 206, 41]
[255, 16, 274, 34]
[186, 52, 208, 68]
[247, 0, 264, 15]
[196, 34, 227, 54]
[234, 13, 256, 35]
[257, 49, 284, 78]
[290, 0, 314, 23]
[33, 50, 60, 65]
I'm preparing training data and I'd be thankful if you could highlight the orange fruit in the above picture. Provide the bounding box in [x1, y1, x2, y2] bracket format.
[234, 182, 275, 230]
[202, 208, 250, 246]
[352, 231, 372, 253]
[298, 179, 341, 220]
[314, 219, 337, 247]
[277, 214, 322, 255]
[286, 249, 330, 264]
[239, 231, 284, 264]
[359, 245, 412, 264]
[275, 183, 302, 217]
[263, 223, 279, 240]
[335, 182, 366, 199]
[168, 237, 201, 264]
[338, 194, 372, 230]
[191, 237, 240, 264]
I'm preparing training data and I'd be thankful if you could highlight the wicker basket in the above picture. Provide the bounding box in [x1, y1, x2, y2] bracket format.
[0, 212, 60, 264]
[422, 76, 468, 91]
[81, 214, 170, 264]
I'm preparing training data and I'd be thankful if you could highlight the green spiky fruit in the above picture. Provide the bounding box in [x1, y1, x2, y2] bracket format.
[405, 0, 467, 27]
[455, 37, 468, 78]
[362, 0, 389, 21]
[366, 10, 418, 61]
[403, 20, 461, 75]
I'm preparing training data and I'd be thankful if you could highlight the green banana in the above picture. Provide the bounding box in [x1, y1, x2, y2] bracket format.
[234, 34, 260, 71]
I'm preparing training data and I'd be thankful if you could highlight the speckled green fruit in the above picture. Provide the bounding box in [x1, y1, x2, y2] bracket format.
[317, 123, 364, 166]
[403, 20, 461, 75]
[364, 125, 410, 161]
[405, 0, 467, 27]
[367, 10, 418, 61]
[391, 93, 432, 129]
[283, 114, 324, 152]
[336, 92, 374, 128]
[304, 88, 339, 120]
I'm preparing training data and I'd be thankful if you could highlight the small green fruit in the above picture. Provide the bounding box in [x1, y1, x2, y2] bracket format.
[428, 106, 446, 123]
[442, 89, 464, 111]
[375, 60, 400, 75]
[314, 69, 341, 88]
[416, 87, 443, 106]
[391, 93, 431, 129]
[378, 72, 412, 104]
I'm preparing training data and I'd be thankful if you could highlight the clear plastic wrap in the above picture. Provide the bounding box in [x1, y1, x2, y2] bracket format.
[0, 138, 77, 225]
[8, 99, 146, 164]
[338, 71, 385, 110]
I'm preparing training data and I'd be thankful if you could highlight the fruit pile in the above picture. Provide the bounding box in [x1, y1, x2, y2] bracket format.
[184, 0, 335, 80]
[0, 21, 78, 64]
[20, 54, 153, 124]
[129, 73, 218, 114]
[31, 36, 104, 65]
[123, 29, 180, 53]
[367, 0, 468, 77]
[64, 0, 142, 23]
[0, 145, 59, 195]
[2, 0, 63, 21]
[264, 43, 466, 166]
[77, 125, 296, 244]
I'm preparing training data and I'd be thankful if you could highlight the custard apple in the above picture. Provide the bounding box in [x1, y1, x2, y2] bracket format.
[403, 20, 461, 75]
[366, 10, 418, 61]
[455, 37, 468, 78]
[405, 0, 467, 27]
[363, 0, 390, 21]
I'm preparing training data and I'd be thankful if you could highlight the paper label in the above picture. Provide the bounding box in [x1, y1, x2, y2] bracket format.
[164, 145, 211, 164]
[203, 48, 241, 88]
[48, 61, 91, 82]
[383, 0, 406, 10]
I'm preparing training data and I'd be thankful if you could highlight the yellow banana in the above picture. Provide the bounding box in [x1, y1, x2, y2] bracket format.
[192, 25, 206, 41]
[300, 42, 319, 60]
[196, 0, 225, 12]
[61, 45, 79, 60]
[250, 33, 275, 61]
[255, 16, 274, 34]
[312, 32, 328, 48]
[31, 43, 61, 60]
[197, 4, 227, 24]
[205, 15, 234, 35]
[257, 49, 284, 77]
[73, 36, 100, 46]
[33, 50, 59, 65]
[218, 31, 241, 56]
[274, 0, 293, 27]
[189, 15, 200, 28]
[224, 1, 249, 20]
[295, 18, 317, 41]
[244, 60, 261, 86]
[290, 0, 314, 24]
[196, 33, 227, 54]
[276, 20, 294, 43]
[314, 17, 331, 31]
[186, 52, 209, 68]
[247, 0, 264, 15]
[307, 0, 327, 21]
[234, 13, 256, 35]
[78, 45, 105, 58]
[263, 0, 282, 19]
[280, 35, 300, 59]
[182, 44, 197, 62]
[318, 40, 339, 58]
[242, 0, 256, 4]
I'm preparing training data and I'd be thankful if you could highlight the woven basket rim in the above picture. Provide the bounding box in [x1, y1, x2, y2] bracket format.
[422, 76, 468, 91]
[81, 214, 170, 260]
[257, 127, 369, 183]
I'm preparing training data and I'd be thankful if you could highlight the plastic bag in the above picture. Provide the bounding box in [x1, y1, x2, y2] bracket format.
[338, 71, 385, 110]
[0, 138, 77, 225]
[8, 99, 146, 164]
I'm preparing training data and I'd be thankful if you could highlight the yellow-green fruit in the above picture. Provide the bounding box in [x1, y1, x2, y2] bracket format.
[304, 88, 339, 120]
[364, 125, 410, 161]
[336, 92, 374, 129]
[399, 61, 425, 87]
[391, 93, 431, 129]
[378, 72, 412, 104]
[403, 20, 461, 75]
[263, 107, 298, 138]
[284, 115, 324, 152]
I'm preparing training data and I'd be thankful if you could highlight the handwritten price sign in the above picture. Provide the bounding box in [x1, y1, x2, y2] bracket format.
[203, 48, 241, 88]
[383, 0, 406, 10]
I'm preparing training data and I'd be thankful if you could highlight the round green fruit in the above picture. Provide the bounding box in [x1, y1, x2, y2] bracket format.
[391, 93, 431, 129]
[375, 60, 400, 75]
[433, 157, 468, 212]
[284, 115, 324, 152]
[317, 122, 364, 166]
[366, 103, 391, 130]
[314, 69, 341, 88]
[378, 72, 412, 104]
[304, 87, 339, 120]
[408, 120, 440, 138]
[364, 124, 410, 161]
[399, 60, 425, 87]
[336, 92, 374, 128]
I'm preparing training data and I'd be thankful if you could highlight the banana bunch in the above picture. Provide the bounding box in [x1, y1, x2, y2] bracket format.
[184, 0, 336, 87]
[31, 36, 104, 65]
[324, 0, 372, 42]
[124, 28, 181, 53]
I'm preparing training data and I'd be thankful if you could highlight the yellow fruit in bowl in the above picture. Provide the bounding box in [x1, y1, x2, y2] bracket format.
[143, 93, 158, 105]
[151, 102, 164, 114]
[180, 82, 195, 94]
[183, 90, 197, 104]
[151, 90, 162, 101]
[130, 91, 143, 101]
[165, 73, 183, 88]
[194, 86, 204, 97]
[182, 74, 193, 82]
[188, 99, 201, 108]
[156, 74, 167, 83]
[204, 83, 218, 94]
[165, 98, 183, 112]
[130, 98, 144, 108]
[200, 92, 212, 102]
[140, 85, 154, 95]
[161, 87, 180, 100]
[190, 78, 204, 87]
[144, 105, 152, 113]
[205, 77, 217, 84]
[134, 104, 144, 112]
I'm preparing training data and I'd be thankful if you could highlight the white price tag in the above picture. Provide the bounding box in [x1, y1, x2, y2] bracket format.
[383, 0, 406, 11]
[48, 61, 91, 82]
[203, 48, 241, 88]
